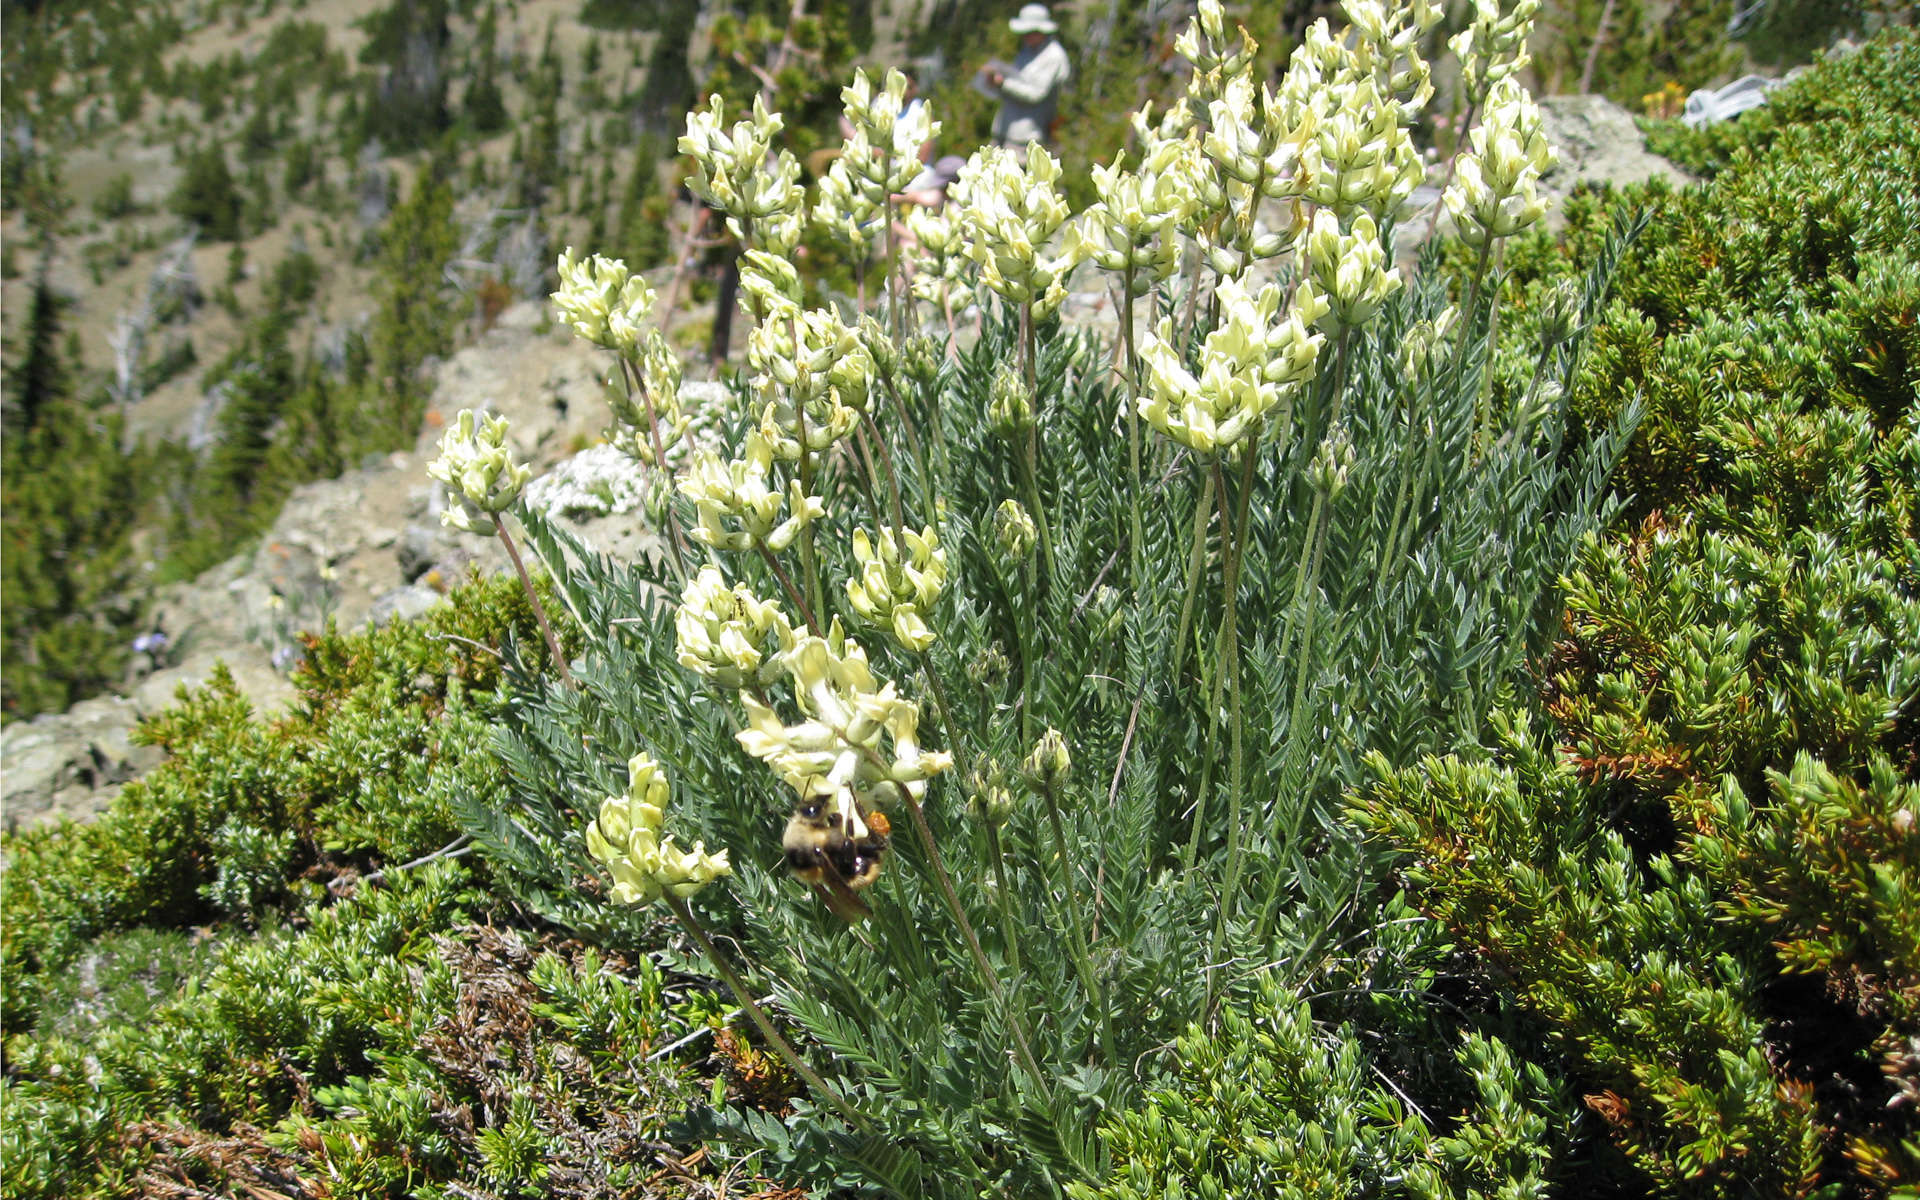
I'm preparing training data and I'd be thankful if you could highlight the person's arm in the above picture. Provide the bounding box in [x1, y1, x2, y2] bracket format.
[997, 44, 1068, 104]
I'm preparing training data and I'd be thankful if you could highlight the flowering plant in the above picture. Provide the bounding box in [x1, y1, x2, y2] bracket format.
[453, 0, 1645, 1192]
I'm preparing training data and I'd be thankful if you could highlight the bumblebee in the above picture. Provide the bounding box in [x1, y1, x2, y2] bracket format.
[783, 797, 889, 922]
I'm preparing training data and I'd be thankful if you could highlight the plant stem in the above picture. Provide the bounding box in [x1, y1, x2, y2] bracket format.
[620, 356, 688, 582]
[917, 654, 1024, 974]
[1119, 269, 1143, 604]
[1176, 466, 1218, 872]
[1040, 777, 1115, 1064]
[1207, 443, 1258, 979]
[1017, 301, 1057, 590]
[758, 544, 820, 636]
[666, 896, 869, 1130]
[861, 411, 907, 532]
[1455, 239, 1495, 455]
[894, 783, 1050, 1093]
[879, 369, 930, 514]
[493, 514, 576, 689]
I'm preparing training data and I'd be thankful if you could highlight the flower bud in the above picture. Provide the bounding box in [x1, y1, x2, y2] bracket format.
[993, 498, 1037, 564]
[1023, 727, 1071, 790]
[426, 409, 532, 532]
[586, 752, 732, 906]
[1308, 424, 1355, 500]
[902, 336, 942, 386]
[967, 642, 1011, 686]
[989, 363, 1035, 436]
[1538, 280, 1581, 349]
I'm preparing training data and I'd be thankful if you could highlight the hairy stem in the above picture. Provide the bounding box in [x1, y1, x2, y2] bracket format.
[1208, 442, 1259, 984]
[894, 784, 1050, 1092]
[619, 356, 688, 583]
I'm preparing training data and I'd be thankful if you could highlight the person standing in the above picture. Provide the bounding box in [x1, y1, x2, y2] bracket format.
[983, 4, 1070, 149]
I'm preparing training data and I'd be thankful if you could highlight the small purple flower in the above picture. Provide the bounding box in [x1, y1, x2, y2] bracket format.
[133, 631, 169, 655]
[271, 644, 301, 672]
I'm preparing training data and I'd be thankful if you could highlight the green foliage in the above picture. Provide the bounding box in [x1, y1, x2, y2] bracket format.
[1, 260, 152, 720]
[355, 0, 454, 151]
[1529, 0, 1738, 104]
[0, 573, 563, 1034]
[2, 862, 703, 1200]
[1354, 30, 1920, 1195]
[170, 143, 243, 241]
[1072, 975, 1564, 1200]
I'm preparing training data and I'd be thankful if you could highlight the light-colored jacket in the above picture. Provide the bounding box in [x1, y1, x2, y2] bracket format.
[993, 38, 1071, 147]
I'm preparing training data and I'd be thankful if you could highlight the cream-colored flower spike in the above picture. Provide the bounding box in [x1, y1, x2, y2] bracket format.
[846, 525, 948, 652]
[586, 753, 732, 906]
[427, 409, 532, 533]
[674, 566, 795, 689]
[956, 144, 1079, 321]
[552, 247, 656, 354]
[1135, 276, 1326, 454]
[735, 622, 953, 833]
[1070, 131, 1189, 290]
[1175, 0, 1257, 121]
[1302, 209, 1403, 331]
[905, 206, 976, 310]
[1451, 0, 1540, 108]
[1341, 0, 1442, 124]
[678, 431, 824, 553]
[1303, 77, 1425, 220]
[607, 330, 693, 464]
[1442, 79, 1558, 248]
[747, 308, 872, 460]
[679, 93, 805, 244]
[840, 69, 942, 197]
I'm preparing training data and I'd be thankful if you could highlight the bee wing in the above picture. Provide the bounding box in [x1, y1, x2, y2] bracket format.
[811, 880, 876, 941]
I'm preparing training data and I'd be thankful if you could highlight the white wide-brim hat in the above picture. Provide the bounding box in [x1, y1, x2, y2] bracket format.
[1008, 4, 1057, 33]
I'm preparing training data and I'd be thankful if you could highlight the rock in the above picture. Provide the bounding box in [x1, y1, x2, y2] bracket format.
[1682, 75, 1782, 128]
[1536, 94, 1697, 213]
[2, 696, 164, 831]
[368, 584, 446, 627]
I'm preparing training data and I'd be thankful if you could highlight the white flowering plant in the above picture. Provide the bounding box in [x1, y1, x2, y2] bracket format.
[449, 1, 1646, 1193]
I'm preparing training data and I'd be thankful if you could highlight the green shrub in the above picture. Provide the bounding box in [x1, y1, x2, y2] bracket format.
[0, 573, 566, 1034]
[1353, 28, 1920, 1195]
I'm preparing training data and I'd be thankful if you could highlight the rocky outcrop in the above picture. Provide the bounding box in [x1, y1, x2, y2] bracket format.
[2, 300, 669, 831]
[1535, 94, 1697, 213]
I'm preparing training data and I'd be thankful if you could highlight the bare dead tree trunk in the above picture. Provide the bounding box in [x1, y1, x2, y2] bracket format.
[1579, 0, 1618, 94]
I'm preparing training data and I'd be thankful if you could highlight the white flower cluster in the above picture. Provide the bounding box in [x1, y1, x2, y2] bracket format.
[1137, 276, 1327, 454]
[675, 565, 796, 690]
[679, 432, 825, 552]
[1070, 127, 1189, 291]
[817, 70, 940, 261]
[523, 443, 652, 519]
[427, 409, 531, 533]
[1451, 0, 1540, 107]
[678, 93, 805, 244]
[905, 203, 975, 310]
[845, 524, 948, 653]
[957, 144, 1077, 321]
[1443, 79, 1558, 248]
[551, 247, 656, 354]
[586, 752, 732, 905]
[736, 621, 953, 840]
[1301, 209, 1403, 330]
[747, 307, 873, 460]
